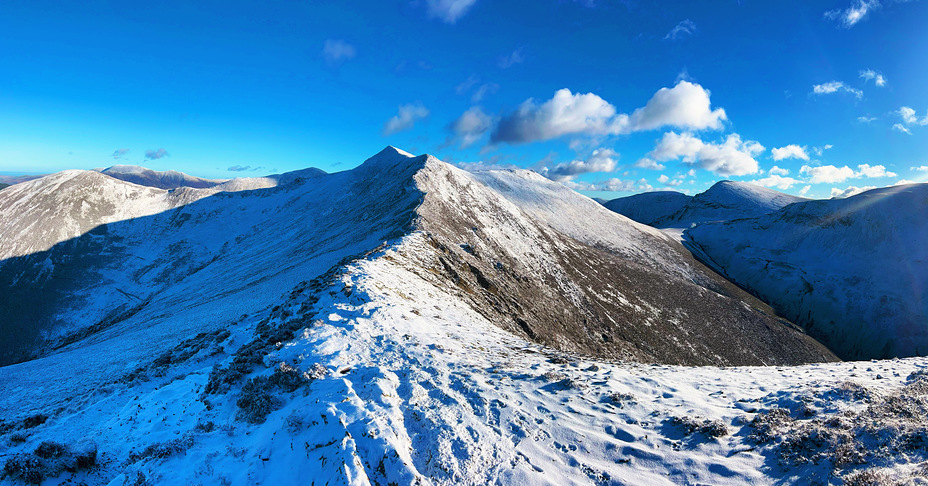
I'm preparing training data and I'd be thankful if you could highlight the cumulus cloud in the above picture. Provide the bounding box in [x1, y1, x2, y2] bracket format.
[753, 174, 800, 189]
[800, 165, 857, 183]
[799, 185, 812, 196]
[489, 81, 726, 145]
[646, 131, 763, 177]
[898, 106, 928, 126]
[543, 148, 619, 182]
[769, 165, 790, 176]
[664, 19, 696, 41]
[634, 158, 665, 170]
[425, 0, 478, 23]
[911, 165, 928, 172]
[859, 69, 887, 86]
[771, 145, 810, 161]
[498, 48, 525, 69]
[857, 163, 896, 178]
[322, 39, 356, 64]
[491, 89, 627, 144]
[800, 163, 895, 183]
[657, 174, 684, 187]
[858, 116, 877, 123]
[112, 148, 130, 160]
[825, 0, 880, 27]
[893, 123, 912, 134]
[447, 106, 494, 148]
[627, 81, 727, 132]
[812, 81, 863, 99]
[383, 103, 429, 135]
[831, 185, 876, 198]
[144, 148, 169, 160]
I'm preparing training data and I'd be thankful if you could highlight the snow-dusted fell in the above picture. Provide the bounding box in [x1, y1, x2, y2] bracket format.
[2, 147, 888, 486]
[687, 183, 928, 360]
[602, 191, 691, 226]
[653, 180, 808, 228]
[96, 165, 224, 190]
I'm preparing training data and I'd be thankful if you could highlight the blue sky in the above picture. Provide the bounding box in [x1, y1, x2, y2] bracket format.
[0, 0, 926, 199]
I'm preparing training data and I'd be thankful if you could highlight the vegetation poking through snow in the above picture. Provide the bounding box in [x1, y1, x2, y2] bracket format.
[2, 439, 97, 485]
[748, 369, 928, 480]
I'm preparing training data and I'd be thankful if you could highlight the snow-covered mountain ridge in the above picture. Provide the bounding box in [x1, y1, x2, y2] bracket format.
[13, 147, 928, 485]
[603, 181, 808, 229]
[686, 183, 928, 360]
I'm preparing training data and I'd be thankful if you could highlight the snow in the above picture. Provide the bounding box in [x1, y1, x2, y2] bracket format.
[686, 182, 928, 360]
[602, 191, 691, 226]
[1, 230, 925, 485]
[0, 148, 923, 484]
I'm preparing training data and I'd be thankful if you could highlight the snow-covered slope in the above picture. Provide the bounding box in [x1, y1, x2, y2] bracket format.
[602, 191, 691, 226]
[687, 183, 928, 360]
[96, 165, 224, 190]
[654, 180, 808, 228]
[0, 147, 869, 485]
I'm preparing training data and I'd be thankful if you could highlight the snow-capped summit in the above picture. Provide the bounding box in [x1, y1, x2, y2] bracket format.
[96, 165, 224, 190]
[655, 180, 808, 227]
[687, 182, 928, 359]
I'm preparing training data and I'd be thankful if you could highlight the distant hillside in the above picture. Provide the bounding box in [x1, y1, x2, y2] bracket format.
[603, 191, 691, 226]
[96, 165, 224, 189]
[655, 180, 808, 227]
[687, 183, 928, 360]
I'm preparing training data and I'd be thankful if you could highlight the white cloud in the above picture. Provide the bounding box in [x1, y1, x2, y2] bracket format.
[895, 179, 917, 186]
[490, 81, 726, 144]
[800, 163, 896, 183]
[859, 69, 887, 87]
[911, 166, 928, 172]
[322, 39, 356, 64]
[628, 81, 727, 132]
[647, 131, 763, 177]
[799, 185, 812, 196]
[448, 107, 493, 148]
[812, 81, 863, 99]
[893, 123, 912, 134]
[898, 106, 928, 126]
[800, 164, 857, 183]
[664, 19, 696, 41]
[634, 158, 665, 170]
[753, 174, 800, 189]
[771, 145, 810, 161]
[657, 174, 684, 187]
[543, 148, 619, 182]
[830, 185, 876, 198]
[769, 165, 790, 176]
[491, 89, 627, 144]
[383, 103, 429, 135]
[825, 0, 880, 27]
[856, 163, 896, 178]
[858, 116, 877, 123]
[425, 0, 478, 23]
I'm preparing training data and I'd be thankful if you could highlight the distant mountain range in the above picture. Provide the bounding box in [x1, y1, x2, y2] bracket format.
[603, 181, 928, 360]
